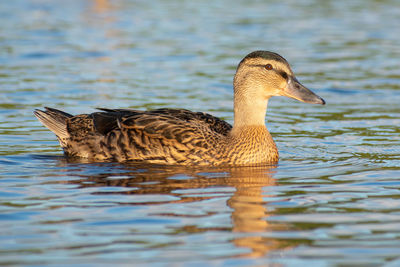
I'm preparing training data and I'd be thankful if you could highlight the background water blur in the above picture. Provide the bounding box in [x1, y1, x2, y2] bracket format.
[1, 0, 400, 266]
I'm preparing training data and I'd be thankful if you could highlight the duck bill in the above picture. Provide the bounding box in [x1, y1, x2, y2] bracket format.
[283, 76, 325, 105]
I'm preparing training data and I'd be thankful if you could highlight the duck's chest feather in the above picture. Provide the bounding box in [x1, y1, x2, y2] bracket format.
[218, 126, 279, 165]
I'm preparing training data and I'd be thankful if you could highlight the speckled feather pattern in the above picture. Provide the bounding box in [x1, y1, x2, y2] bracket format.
[34, 108, 278, 166]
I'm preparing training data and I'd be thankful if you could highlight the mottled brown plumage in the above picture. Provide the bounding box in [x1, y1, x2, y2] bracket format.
[34, 51, 325, 166]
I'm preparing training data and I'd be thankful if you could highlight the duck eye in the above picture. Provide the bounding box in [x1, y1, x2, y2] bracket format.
[265, 64, 273, 70]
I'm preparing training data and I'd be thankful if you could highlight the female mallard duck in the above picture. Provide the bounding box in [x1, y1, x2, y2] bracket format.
[34, 51, 325, 166]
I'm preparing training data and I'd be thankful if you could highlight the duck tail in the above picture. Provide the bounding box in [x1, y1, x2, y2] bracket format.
[34, 107, 73, 139]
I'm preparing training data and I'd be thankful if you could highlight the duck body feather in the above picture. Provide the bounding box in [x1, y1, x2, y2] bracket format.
[34, 107, 278, 166]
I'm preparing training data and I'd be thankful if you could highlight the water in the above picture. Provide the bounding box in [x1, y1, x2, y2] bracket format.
[1, 0, 400, 265]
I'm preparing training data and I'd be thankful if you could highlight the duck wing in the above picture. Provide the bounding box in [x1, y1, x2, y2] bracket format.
[58, 108, 232, 163]
[150, 108, 232, 136]
[93, 108, 232, 136]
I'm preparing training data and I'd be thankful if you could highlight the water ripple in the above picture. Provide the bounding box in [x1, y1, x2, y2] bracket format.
[1, 0, 400, 265]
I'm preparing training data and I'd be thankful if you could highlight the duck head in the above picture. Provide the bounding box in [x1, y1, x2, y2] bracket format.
[232, 51, 325, 128]
[234, 51, 325, 105]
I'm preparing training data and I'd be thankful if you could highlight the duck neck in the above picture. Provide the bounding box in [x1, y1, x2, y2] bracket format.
[232, 84, 270, 134]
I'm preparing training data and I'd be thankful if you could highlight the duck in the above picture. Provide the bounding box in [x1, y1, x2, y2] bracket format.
[34, 51, 325, 166]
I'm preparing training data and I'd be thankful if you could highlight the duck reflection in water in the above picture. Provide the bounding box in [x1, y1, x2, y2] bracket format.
[59, 160, 294, 258]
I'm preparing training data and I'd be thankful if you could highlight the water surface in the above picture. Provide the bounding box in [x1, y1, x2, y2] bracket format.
[1, 0, 400, 266]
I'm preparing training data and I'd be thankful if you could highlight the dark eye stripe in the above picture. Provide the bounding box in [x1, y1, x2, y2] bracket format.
[248, 64, 267, 68]
[248, 64, 274, 70]
[247, 64, 289, 80]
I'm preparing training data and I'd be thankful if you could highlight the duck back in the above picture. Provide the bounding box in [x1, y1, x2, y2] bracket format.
[35, 107, 235, 165]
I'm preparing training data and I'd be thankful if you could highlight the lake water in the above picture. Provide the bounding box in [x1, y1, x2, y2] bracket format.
[1, 0, 400, 266]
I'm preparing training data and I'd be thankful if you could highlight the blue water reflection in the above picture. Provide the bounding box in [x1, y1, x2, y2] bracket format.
[1, 0, 400, 265]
